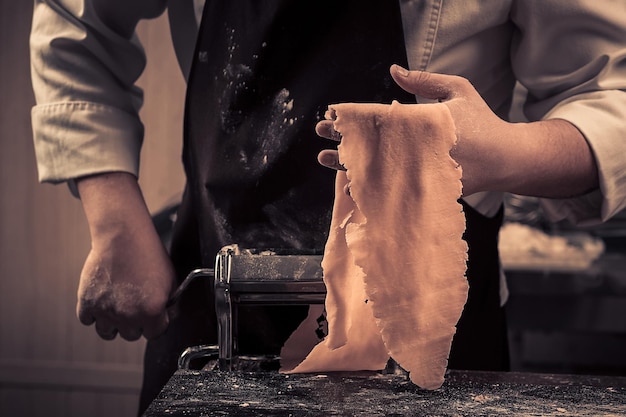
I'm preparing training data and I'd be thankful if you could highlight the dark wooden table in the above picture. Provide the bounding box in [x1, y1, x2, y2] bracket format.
[143, 368, 626, 416]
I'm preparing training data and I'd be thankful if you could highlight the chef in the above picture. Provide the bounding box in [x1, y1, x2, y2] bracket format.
[29, 0, 626, 414]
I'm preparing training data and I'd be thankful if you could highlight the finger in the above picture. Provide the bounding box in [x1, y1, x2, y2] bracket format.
[76, 302, 96, 326]
[117, 324, 143, 342]
[315, 120, 342, 141]
[142, 312, 170, 340]
[323, 107, 337, 121]
[390, 64, 458, 101]
[95, 319, 119, 341]
[317, 150, 346, 171]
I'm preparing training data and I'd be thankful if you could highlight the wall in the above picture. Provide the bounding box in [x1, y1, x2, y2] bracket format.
[0, 2, 186, 416]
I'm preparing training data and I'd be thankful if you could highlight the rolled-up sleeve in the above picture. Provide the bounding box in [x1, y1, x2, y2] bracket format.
[511, 0, 626, 225]
[30, 0, 166, 183]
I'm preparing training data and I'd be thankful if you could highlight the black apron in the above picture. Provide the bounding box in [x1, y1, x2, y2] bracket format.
[140, 1, 508, 413]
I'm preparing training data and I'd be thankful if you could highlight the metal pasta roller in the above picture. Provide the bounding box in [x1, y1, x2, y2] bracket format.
[170, 244, 326, 371]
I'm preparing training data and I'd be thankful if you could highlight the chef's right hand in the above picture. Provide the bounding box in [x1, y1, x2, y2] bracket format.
[75, 172, 176, 341]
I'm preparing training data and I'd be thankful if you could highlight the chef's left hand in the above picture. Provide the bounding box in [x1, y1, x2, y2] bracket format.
[316, 66, 510, 196]
[317, 65, 598, 198]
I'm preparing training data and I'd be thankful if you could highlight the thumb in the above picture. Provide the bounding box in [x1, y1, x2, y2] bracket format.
[390, 65, 456, 101]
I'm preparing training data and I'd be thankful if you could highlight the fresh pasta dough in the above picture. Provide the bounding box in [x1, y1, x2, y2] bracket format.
[281, 101, 468, 390]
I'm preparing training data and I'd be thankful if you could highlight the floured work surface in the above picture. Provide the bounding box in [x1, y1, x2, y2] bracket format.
[143, 369, 626, 416]
[282, 101, 468, 389]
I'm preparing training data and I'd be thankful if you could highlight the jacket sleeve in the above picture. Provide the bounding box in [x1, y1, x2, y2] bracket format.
[511, 0, 626, 225]
[30, 0, 167, 184]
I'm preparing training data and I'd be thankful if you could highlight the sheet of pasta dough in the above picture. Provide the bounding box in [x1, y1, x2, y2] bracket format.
[281, 101, 468, 390]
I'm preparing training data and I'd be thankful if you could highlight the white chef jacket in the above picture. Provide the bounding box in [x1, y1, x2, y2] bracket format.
[30, 0, 626, 226]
